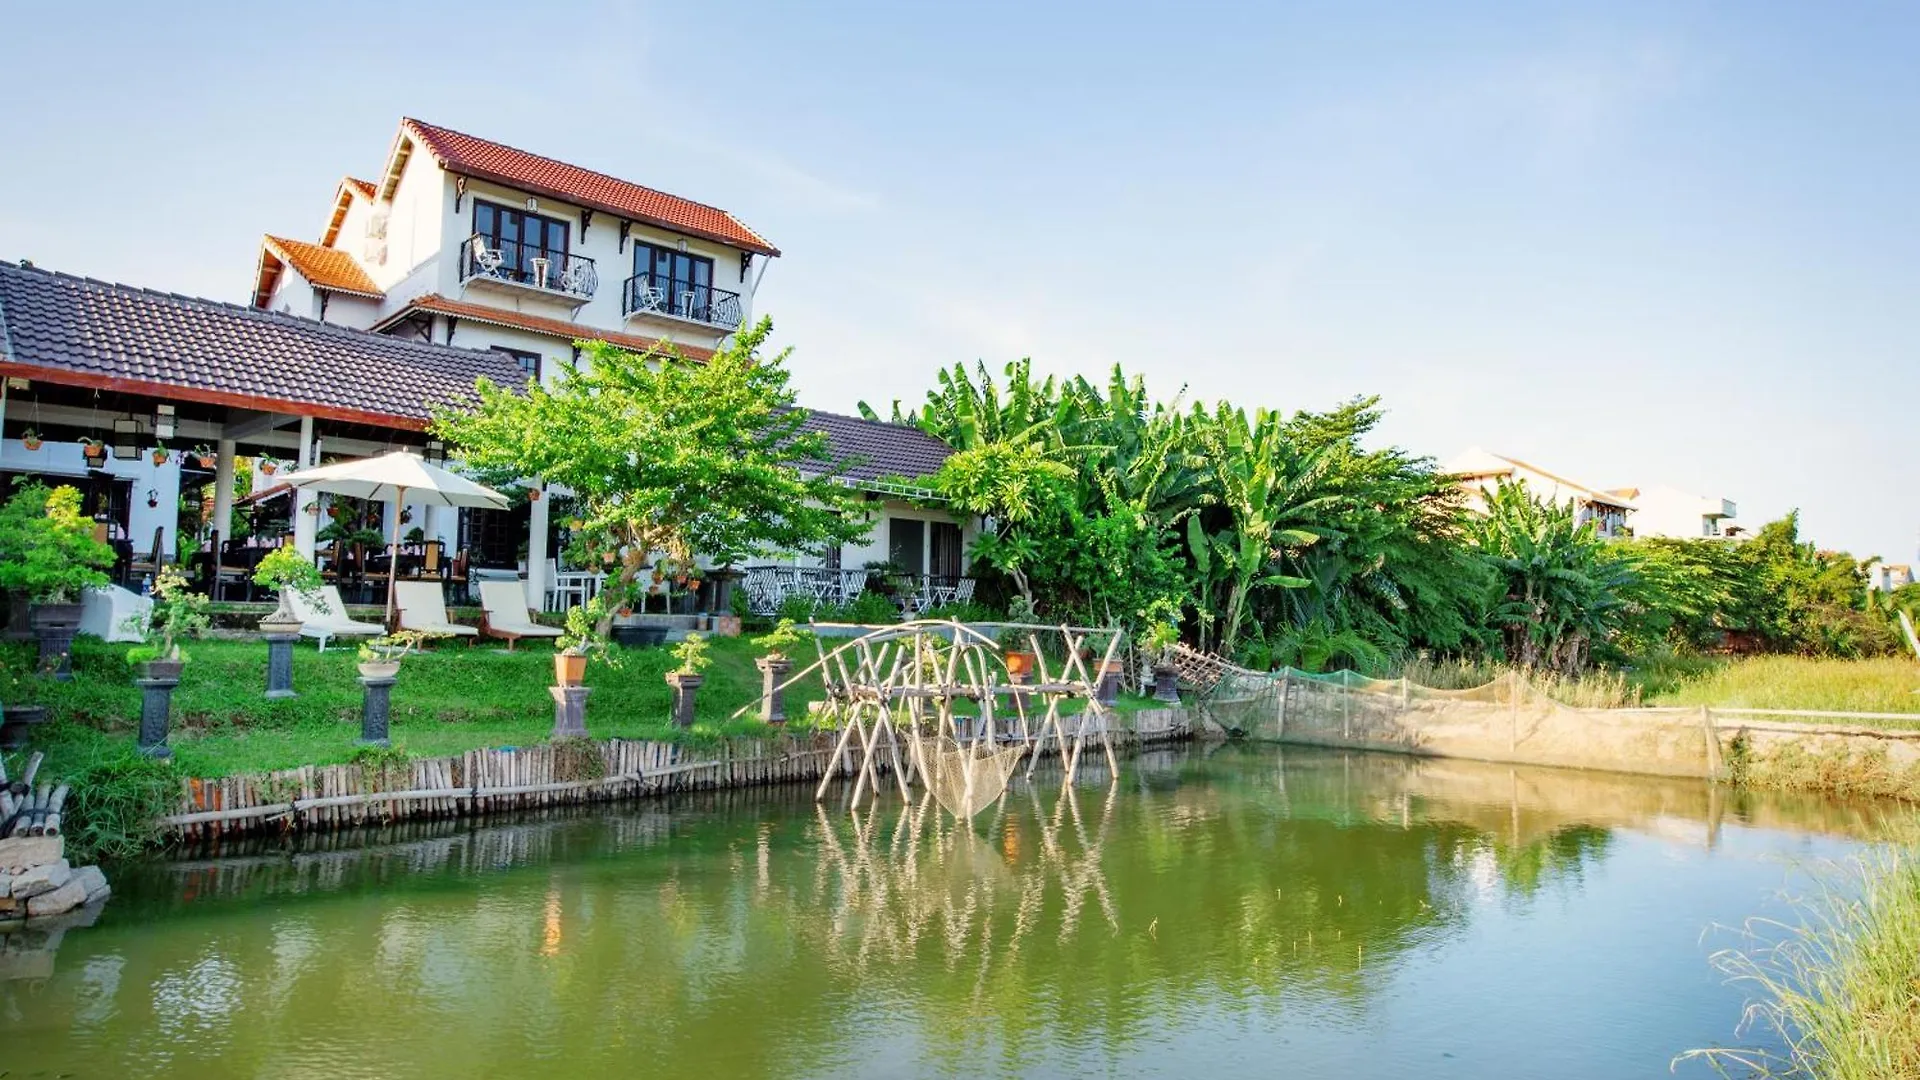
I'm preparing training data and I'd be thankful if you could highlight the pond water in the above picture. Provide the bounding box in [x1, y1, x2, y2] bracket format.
[2, 745, 1896, 1078]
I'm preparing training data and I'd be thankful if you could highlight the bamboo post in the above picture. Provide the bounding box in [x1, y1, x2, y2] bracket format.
[1276, 671, 1290, 739]
[1701, 705, 1722, 780]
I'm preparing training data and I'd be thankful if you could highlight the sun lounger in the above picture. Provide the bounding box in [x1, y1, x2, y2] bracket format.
[289, 585, 386, 652]
[479, 580, 564, 650]
[394, 580, 478, 640]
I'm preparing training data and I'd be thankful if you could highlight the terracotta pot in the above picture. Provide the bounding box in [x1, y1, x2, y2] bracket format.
[260, 460, 278, 475]
[1004, 650, 1036, 678]
[83, 445, 107, 466]
[150, 448, 170, 466]
[22, 436, 42, 451]
[196, 454, 216, 468]
[555, 651, 588, 686]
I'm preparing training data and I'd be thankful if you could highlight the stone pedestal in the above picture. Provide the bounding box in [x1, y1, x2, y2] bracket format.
[549, 685, 592, 738]
[1152, 665, 1181, 704]
[136, 677, 178, 759]
[264, 633, 298, 699]
[35, 626, 77, 681]
[756, 657, 793, 725]
[666, 672, 704, 729]
[1096, 664, 1122, 708]
[358, 675, 396, 747]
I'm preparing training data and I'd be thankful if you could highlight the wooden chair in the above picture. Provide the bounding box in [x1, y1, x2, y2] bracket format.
[127, 526, 166, 581]
[479, 580, 563, 651]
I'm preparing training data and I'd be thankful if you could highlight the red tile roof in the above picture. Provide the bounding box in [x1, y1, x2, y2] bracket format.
[262, 235, 383, 298]
[344, 177, 376, 200]
[400, 118, 779, 257]
[376, 295, 716, 362]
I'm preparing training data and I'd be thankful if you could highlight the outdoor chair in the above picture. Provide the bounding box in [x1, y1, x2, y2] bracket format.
[289, 585, 386, 652]
[470, 236, 505, 277]
[479, 580, 563, 650]
[394, 580, 478, 641]
[631, 280, 665, 314]
[127, 526, 167, 582]
[560, 259, 593, 295]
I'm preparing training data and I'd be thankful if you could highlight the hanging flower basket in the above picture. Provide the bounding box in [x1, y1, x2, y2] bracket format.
[192, 444, 217, 468]
[527, 489, 542, 502]
[20, 429, 42, 452]
[259, 458, 279, 475]
[81, 439, 108, 466]
[150, 447, 171, 466]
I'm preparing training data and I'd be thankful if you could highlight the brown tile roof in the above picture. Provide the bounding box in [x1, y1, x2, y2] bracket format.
[376, 295, 716, 362]
[262, 235, 383, 298]
[344, 177, 376, 200]
[0, 260, 525, 429]
[322, 176, 377, 247]
[399, 118, 779, 257]
[796, 409, 954, 486]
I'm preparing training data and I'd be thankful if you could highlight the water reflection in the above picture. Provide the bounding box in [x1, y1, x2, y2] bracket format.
[1, 746, 1900, 1079]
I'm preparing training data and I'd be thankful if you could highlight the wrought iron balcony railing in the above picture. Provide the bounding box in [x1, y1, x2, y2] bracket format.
[460, 234, 597, 300]
[623, 272, 743, 329]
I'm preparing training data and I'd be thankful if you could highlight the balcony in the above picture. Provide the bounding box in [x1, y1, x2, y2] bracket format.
[623, 272, 743, 330]
[460, 234, 597, 304]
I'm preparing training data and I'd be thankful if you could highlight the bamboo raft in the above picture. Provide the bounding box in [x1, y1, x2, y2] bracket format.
[163, 710, 1194, 843]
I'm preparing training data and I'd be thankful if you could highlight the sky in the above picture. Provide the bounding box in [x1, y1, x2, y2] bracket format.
[1, 1, 1914, 558]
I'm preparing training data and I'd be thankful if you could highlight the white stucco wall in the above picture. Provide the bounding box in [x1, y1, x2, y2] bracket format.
[1, 437, 183, 568]
[1628, 485, 1737, 539]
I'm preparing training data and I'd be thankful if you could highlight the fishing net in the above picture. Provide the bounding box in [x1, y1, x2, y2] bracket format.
[911, 732, 1026, 820]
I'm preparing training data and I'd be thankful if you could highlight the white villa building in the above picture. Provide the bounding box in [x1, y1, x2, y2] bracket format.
[1443, 448, 1637, 539]
[1603, 485, 1741, 540]
[0, 118, 975, 616]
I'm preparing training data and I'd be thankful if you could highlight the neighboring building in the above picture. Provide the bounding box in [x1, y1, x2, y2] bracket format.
[1867, 561, 1914, 592]
[1443, 447, 1636, 539]
[1603, 485, 1740, 540]
[251, 117, 781, 383]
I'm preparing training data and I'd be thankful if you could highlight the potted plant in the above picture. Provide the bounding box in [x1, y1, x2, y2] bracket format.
[753, 618, 811, 726]
[554, 595, 618, 687]
[665, 631, 712, 728]
[0, 484, 114, 678]
[355, 630, 437, 679]
[20, 429, 42, 452]
[192, 444, 217, 468]
[258, 456, 279, 476]
[404, 525, 426, 543]
[1139, 601, 1183, 703]
[149, 445, 171, 467]
[125, 565, 209, 681]
[1000, 595, 1039, 679]
[80, 438, 107, 467]
[252, 546, 323, 634]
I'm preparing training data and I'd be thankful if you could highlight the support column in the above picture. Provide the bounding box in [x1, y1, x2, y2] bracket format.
[526, 483, 550, 606]
[264, 633, 298, 699]
[292, 416, 317, 557]
[211, 437, 236, 549]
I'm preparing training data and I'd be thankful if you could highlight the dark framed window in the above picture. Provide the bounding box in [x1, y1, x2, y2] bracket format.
[633, 241, 714, 308]
[473, 201, 569, 274]
[888, 518, 925, 575]
[930, 521, 963, 578]
[490, 345, 542, 383]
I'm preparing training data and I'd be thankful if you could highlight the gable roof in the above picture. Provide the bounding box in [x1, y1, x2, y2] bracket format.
[796, 409, 954, 488]
[0, 260, 524, 429]
[1445, 447, 1636, 511]
[393, 118, 779, 257]
[321, 176, 378, 247]
[372, 294, 716, 362]
[254, 235, 384, 307]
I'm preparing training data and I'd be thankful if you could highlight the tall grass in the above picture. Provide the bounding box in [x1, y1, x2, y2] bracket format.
[1679, 838, 1920, 1078]
[1649, 656, 1920, 717]
[1391, 656, 1643, 708]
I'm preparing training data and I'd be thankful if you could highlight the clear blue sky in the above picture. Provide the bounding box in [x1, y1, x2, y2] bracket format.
[3, 2, 1913, 558]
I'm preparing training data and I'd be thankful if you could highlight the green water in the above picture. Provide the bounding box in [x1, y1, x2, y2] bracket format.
[2, 745, 1896, 1078]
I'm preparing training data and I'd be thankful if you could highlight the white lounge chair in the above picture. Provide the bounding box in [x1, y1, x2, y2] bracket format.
[479, 580, 564, 650]
[289, 585, 386, 652]
[395, 580, 478, 640]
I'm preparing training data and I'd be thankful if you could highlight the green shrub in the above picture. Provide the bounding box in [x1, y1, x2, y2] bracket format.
[0, 484, 114, 603]
[845, 591, 899, 626]
[52, 746, 180, 863]
[776, 591, 818, 624]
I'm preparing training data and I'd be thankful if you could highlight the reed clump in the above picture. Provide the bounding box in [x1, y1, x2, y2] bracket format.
[1680, 835, 1920, 1078]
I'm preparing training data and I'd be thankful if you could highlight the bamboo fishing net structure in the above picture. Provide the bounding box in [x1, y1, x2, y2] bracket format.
[735, 619, 1126, 821]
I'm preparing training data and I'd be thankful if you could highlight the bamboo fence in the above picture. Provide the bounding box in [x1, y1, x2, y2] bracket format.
[162, 708, 1193, 843]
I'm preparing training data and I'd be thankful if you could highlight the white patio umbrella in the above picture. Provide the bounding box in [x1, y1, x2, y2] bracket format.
[281, 450, 509, 624]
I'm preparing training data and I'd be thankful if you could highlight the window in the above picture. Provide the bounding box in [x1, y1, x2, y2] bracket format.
[930, 521, 963, 579]
[888, 518, 925, 576]
[473, 201, 569, 277]
[491, 345, 542, 383]
[633, 241, 714, 316]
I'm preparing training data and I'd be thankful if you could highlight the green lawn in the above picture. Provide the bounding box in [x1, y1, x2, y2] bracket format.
[3, 634, 1164, 780]
[1641, 655, 1920, 719]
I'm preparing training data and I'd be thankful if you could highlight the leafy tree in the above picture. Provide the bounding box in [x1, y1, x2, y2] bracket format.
[0, 484, 114, 603]
[435, 319, 868, 617]
[1465, 483, 1638, 676]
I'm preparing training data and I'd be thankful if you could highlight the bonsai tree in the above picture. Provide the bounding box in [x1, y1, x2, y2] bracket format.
[0, 484, 114, 607]
[754, 618, 812, 662]
[554, 595, 621, 685]
[356, 629, 444, 672]
[1139, 598, 1182, 662]
[433, 320, 870, 636]
[127, 565, 210, 672]
[672, 631, 713, 676]
[252, 546, 324, 627]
